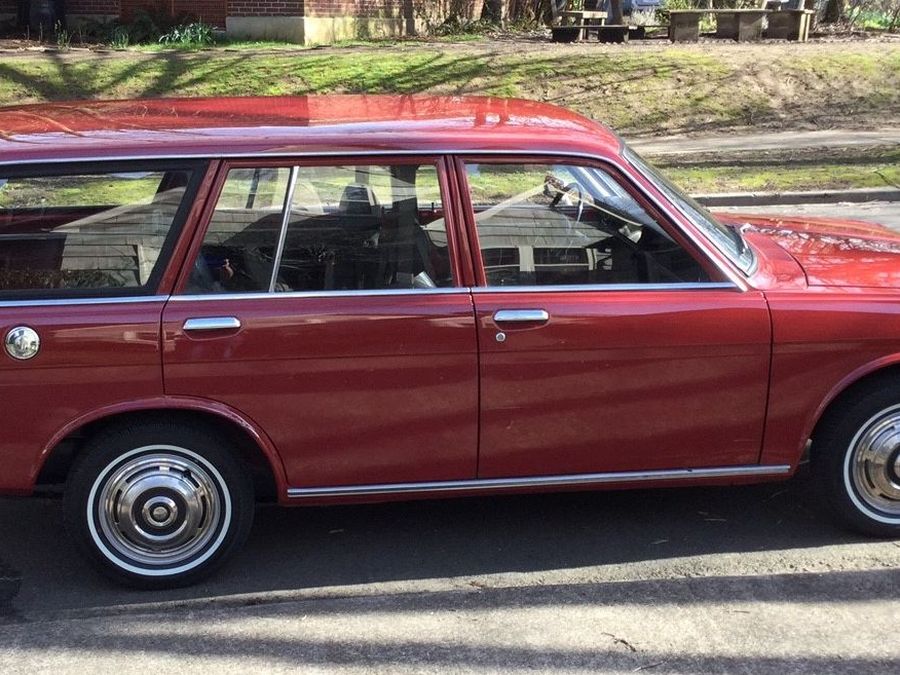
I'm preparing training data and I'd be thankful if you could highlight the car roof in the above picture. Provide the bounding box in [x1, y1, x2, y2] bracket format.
[0, 95, 622, 165]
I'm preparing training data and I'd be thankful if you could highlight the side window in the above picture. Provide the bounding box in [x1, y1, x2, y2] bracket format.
[0, 164, 201, 298]
[187, 162, 452, 294]
[464, 162, 710, 287]
[187, 168, 291, 293]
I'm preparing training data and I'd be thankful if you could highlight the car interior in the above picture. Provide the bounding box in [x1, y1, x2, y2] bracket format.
[467, 164, 710, 287]
[188, 164, 454, 294]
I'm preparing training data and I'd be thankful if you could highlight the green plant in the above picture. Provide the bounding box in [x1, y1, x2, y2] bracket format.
[54, 21, 71, 50]
[109, 26, 131, 49]
[157, 22, 216, 47]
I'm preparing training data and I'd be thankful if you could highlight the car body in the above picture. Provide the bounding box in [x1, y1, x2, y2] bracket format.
[0, 95, 898, 587]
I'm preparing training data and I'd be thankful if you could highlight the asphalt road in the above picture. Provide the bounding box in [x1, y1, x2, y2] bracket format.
[1, 200, 899, 673]
[716, 201, 900, 231]
[1, 472, 899, 673]
[630, 128, 900, 156]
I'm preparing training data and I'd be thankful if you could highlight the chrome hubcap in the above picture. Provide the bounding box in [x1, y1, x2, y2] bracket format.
[94, 450, 226, 569]
[848, 408, 900, 519]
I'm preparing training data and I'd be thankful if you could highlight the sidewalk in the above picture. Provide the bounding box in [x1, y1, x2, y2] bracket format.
[629, 128, 900, 156]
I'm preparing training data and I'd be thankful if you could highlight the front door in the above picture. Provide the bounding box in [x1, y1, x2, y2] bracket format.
[162, 158, 478, 488]
[458, 157, 771, 478]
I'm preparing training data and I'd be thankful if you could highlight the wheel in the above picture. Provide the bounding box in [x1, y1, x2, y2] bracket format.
[813, 385, 900, 537]
[63, 420, 254, 588]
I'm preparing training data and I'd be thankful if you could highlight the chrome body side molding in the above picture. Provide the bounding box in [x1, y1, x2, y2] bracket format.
[286, 464, 793, 499]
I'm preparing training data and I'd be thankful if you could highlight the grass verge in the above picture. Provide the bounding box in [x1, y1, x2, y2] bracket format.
[656, 148, 900, 193]
[0, 43, 897, 137]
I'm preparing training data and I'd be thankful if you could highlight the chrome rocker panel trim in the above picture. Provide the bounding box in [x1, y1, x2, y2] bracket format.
[287, 464, 792, 499]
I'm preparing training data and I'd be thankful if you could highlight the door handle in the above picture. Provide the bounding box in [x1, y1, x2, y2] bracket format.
[183, 317, 242, 332]
[492, 309, 550, 324]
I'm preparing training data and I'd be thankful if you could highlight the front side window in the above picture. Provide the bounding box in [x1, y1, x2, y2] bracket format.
[187, 162, 452, 294]
[464, 161, 711, 287]
[0, 164, 201, 298]
[624, 148, 755, 274]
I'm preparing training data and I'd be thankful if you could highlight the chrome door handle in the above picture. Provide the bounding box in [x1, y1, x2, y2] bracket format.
[183, 317, 242, 332]
[493, 309, 550, 324]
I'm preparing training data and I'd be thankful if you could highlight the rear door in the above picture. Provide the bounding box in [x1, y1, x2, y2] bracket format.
[0, 161, 206, 493]
[458, 157, 772, 478]
[162, 157, 479, 489]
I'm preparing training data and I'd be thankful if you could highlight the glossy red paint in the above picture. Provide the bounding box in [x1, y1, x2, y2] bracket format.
[0, 96, 621, 165]
[2, 95, 900, 510]
[721, 212, 900, 289]
[472, 288, 772, 476]
[162, 293, 479, 488]
[0, 301, 165, 493]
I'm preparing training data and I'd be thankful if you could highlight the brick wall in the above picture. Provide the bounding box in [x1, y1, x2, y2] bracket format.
[121, 0, 226, 26]
[228, 0, 302, 17]
[179, 0, 227, 25]
[67, 0, 119, 15]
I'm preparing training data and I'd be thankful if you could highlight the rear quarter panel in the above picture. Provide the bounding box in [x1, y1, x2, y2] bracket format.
[0, 301, 165, 493]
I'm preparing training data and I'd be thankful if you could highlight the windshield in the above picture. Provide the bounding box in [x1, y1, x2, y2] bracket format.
[623, 148, 755, 275]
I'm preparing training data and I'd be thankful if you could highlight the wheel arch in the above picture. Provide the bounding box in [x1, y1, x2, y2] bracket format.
[807, 358, 900, 455]
[33, 397, 288, 501]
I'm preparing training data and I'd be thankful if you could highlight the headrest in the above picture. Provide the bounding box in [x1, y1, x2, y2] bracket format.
[339, 184, 380, 215]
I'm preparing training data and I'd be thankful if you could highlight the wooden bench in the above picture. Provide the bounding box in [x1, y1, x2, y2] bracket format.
[669, 9, 770, 43]
[766, 8, 815, 41]
[553, 9, 609, 42]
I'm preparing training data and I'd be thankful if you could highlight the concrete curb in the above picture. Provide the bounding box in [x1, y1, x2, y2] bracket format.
[696, 187, 900, 207]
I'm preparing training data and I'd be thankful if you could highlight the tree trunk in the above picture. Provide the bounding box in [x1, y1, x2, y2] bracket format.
[822, 0, 845, 23]
[482, 0, 506, 23]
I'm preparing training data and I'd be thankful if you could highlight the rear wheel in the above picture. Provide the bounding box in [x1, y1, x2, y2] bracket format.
[63, 421, 254, 588]
[813, 386, 900, 537]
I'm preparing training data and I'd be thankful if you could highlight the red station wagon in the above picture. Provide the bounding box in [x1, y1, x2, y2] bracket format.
[1, 96, 899, 587]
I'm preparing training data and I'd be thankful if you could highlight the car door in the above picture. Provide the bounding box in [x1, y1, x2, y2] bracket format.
[162, 157, 478, 489]
[457, 156, 771, 478]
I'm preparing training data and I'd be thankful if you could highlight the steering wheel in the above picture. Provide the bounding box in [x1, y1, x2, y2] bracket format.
[550, 181, 585, 223]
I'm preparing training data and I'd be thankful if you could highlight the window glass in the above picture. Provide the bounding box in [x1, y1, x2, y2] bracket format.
[624, 148, 755, 274]
[464, 162, 710, 287]
[0, 165, 198, 297]
[187, 163, 452, 294]
[187, 168, 290, 294]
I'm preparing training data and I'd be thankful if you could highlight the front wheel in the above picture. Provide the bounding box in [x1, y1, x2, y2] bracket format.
[63, 421, 254, 588]
[813, 388, 900, 537]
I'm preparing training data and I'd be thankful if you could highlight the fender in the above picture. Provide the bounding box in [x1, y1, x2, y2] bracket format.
[772, 352, 900, 466]
[31, 396, 290, 496]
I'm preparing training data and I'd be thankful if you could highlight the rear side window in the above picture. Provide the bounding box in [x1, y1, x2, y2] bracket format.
[0, 163, 203, 299]
[186, 162, 452, 295]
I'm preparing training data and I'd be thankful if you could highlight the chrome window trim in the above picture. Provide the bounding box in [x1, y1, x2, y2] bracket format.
[1, 150, 750, 290]
[268, 166, 299, 293]
[287, 464, 792, 498]
[169, 282, 737, 303]
[0, 295, 169, 309]
[0, 283, 734, 308]
[472, 282, 737, 294]
[171, 288, 471, 302]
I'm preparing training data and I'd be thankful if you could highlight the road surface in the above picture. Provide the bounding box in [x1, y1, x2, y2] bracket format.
[715, 200, 900, 231]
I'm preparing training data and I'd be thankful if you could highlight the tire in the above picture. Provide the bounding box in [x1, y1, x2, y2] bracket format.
[812, 384, 900, 537]
[63, 420, 254, 588]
